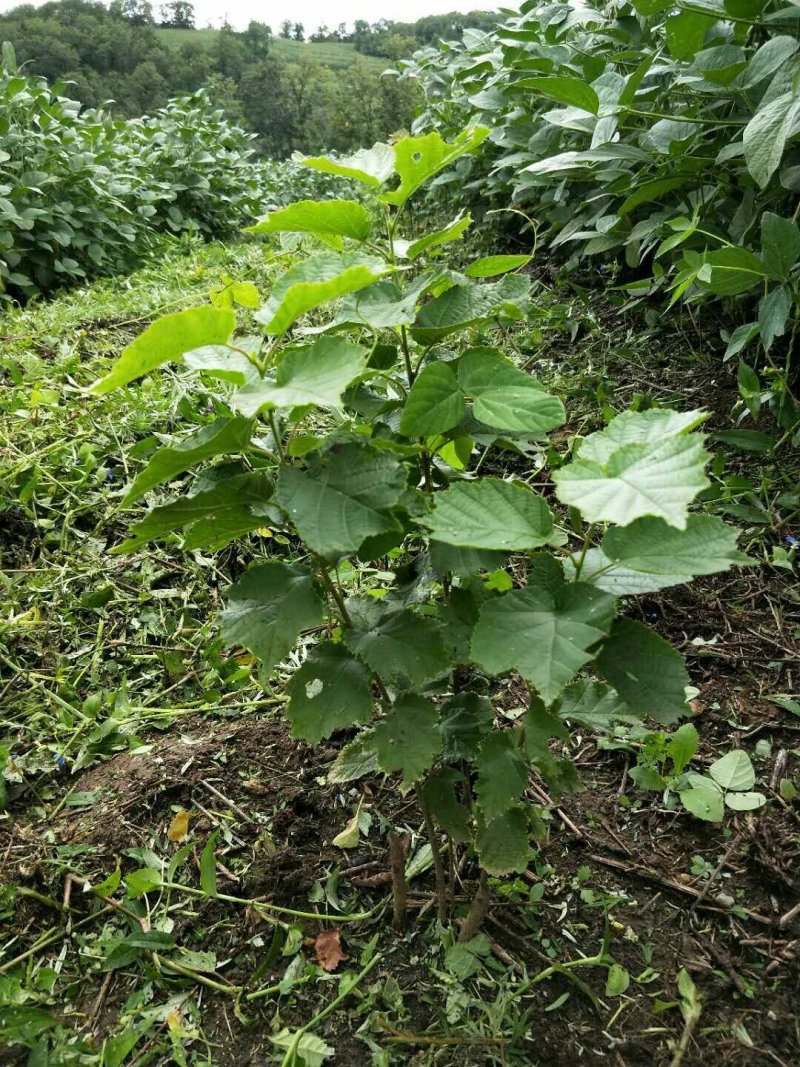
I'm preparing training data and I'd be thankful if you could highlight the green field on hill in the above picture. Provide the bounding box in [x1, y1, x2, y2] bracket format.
[157, 26, 388, 71]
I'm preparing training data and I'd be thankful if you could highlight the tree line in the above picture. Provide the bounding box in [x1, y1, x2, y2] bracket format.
[0, 0, 492, 155]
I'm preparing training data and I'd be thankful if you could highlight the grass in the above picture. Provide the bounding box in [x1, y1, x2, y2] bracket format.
[1, 233, 798, 1065]
[156, 27, 389, 72]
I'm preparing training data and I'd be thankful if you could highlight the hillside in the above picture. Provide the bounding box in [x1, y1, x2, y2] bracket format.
[157, 27, 388, 72]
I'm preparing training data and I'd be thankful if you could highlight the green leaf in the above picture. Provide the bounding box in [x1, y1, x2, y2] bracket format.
[553, 409, 709, 529]
[0, 1006, 58, 1045]
[584, 515, 748, 593]
[464, 254, 532, 278]
[439, 691, 495, 760]
[117, 469, 274, 553]
[275, 444, 406, 559]
[327, 732, 379, 783]
[400, 361, 465, 437]
[270, 1029, 334, 1066]
[299, 142, 395, 188]
[761, 212, 800, 280]
[744, 91, 800, 190]
[125, 867, 161, 898]
[286, 642, 373, 744]
[759, 285, 792, 352]
[123, 417, 254, 504]
[606, 963, 630, 996]
[668, 723, 699, 775]
[521, 76, 599, 115]
[708, 750, 755, 791]
[332, 277, 431, 329]
[407, 212, 473, 259]
[247, 199, 371, 243]
[724, 791, 766, 811]
[183, 344, 257, 385]
[89, 306, 236, 394]
[458, 348, 565, 434]
[595, 619, 690, 725]
[422, 478, 555, 550]
[256, 252, 389, 335]
[475, 731, 529, 820]
[665, 10, 714, 61]
[476, 807, 530, 875]
[743, 36, 798, 89]
[618, 177, 692, 218]
[200, 830, 218, 897]
[558, 679, 639, 731]
[702, 247, 767, 296]
[423, 767, 471, 841]
[373, 693, 441, 785]
[220, 562, 324, 676]
[233, 337, 368, 416]
[429, 542, 506, 578]
[411, 275, 530, 344]
[471, 582, 616, 703]
[380, 126, 489, 208]
[345, 601, 450, 687]
[679, 779, 724, 822]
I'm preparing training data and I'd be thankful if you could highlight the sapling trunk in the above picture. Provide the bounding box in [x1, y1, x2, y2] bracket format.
[415, 783, 448, 923]
[458, 869, 490, 943]
[388, 833, 408, 931]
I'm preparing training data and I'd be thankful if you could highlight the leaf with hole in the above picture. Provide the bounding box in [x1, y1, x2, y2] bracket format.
[286, 642, 373, 744]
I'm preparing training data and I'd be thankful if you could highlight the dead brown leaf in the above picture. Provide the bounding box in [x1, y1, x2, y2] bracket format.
[314, 928, 349, 972]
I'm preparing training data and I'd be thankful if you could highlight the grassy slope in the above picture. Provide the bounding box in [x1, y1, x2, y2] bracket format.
[1, 236, 798, 1065]
[157, 26, 388, 71]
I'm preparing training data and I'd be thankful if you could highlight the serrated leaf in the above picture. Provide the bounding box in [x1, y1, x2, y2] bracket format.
[373, 694, 441, 785]
[232, 337, 368, 416]
[183, 344, 257, 385]
[380, 126, 489, 208]
[476, 807, 530, 875]
[270, 1029, 334, 1066]
[422, 478, 554, 550]
[411, 274, 530, 344]
[116, 470, 274, 553]
[400, 361, 465, 437]
[345, 601, 450, 687]
[429, 542, 506, 577]
[124, 417, 254, 504]
[407, 212, 472, 258]
[476, 731, 529, 821]
[286, 642, 373, 744]
[247, 199, 371, 243]
[220, 562, 323, 676]
[708, 750, 755, 791]
[256, 252, 389, 335]
[327, 732, 379, 783]
[553, 409, 710, 529]
[595, 619, 690, 725]
[299, 142, 395, 188]
[471, 582, 616, 703]
[439, 691, 495, 760]
[458, 348, 565, 434]
[275, 443, 406, 559]
[557, 679, 636, 731]
[423, 767, 471, 841]
[90, 306, 235, 394]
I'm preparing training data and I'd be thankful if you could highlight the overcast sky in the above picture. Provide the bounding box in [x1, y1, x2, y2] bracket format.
[0, 0, 501, 31]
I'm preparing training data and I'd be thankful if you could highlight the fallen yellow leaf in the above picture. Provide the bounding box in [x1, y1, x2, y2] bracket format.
[167, 809, 191, 843]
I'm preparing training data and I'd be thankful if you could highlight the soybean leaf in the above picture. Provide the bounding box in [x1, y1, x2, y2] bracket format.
[725, 791, 766, 811]
[476, 807, 530, 875]
[458, 348, 565, 433]
[124, 417, 254, 504]
[247, 199, 371, 243]
[286, 642, 373, 744]
[708, 750, 755, 791]
[220, 562, 324, 676]
[407, 212, 473, 258]
[464, 253, 532, 278]
[595, 619, 690, 725]
[90, 306, 236, 394]
[422, 478, 555, 550]
[744, 91, 800, 189]
[475, 731, 529, 820]
[521, 76, 600, 114]
[275, 443, 406, 559]
[679, 779, 724, 822]
[471, 582, 616, 703]
[400, 361, 465, 437]
[373, 693, 441, 786]
[233, 337, 368, 416]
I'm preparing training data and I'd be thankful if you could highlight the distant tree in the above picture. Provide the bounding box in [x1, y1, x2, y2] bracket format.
[310, 24, 329, 42]
[336, 22, 349, 41]
[279, 19, 292, 39]
[243, 20, 271, 60]
[118, 0, 153, 25]
[159, 1, 194, 29]
[293, 23, 305, 42]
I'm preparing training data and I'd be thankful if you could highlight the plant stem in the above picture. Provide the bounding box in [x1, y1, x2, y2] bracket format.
[280, 953, 383, 1066]
[268, 410, 285, 461]
[572, 523, 596, 579]
[388, 833, 409, 930]
[159, 881, 372, 922]
[415, 783, 448, 923]
[458, 869, 490, 942]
